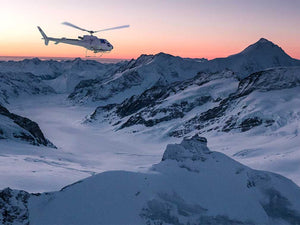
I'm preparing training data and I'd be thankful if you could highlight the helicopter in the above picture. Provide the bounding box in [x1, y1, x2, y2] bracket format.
[37, 22, 129, 57]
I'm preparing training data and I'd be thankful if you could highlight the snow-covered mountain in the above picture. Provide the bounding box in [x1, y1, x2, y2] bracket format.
[0, 105, 55, 147]
[1, 135, 300, 225]
[0, 71, 55, 105]
[201, 38, 300, 79]
[170, 66, 300, 137]
[69, 38, 300, 105]
[0, 58, 124, 94]
[1, 38, 298, 105]
[87, 66, 300, 138]
[68, 53, 205, 104]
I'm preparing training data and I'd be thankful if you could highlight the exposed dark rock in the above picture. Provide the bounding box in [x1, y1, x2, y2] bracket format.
[0, 105, 56, 147]
[262, 188, 300, 224]
[0, 188, 30, 225]
[239, 117, 263, 132]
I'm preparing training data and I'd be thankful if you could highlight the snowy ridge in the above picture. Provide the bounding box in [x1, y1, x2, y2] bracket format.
[86, 70, 238, 129]
[69, 38, 300, 105]
[88, 67, 300, 138]
[2, 135, 300, 224]
[174, 66, 300, 137]
[68, 52, 205, 104]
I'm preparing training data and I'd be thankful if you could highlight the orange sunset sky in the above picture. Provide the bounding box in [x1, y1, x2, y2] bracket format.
[0, 0, 299, 60]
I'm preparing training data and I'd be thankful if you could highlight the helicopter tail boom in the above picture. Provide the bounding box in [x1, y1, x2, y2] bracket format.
[37, 26, 49, 46]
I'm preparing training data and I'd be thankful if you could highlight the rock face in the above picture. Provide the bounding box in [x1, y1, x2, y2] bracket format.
[2, 135, 300, 224]
[0, 105, 55, 147]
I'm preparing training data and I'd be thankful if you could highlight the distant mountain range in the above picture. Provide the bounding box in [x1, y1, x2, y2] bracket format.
[69, 38, 300, 104]
[0, 37, 299, 148]
[81, 39, 300, 142]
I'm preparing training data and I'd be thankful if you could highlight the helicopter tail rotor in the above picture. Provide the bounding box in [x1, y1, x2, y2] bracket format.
[37, 26, 49, 45]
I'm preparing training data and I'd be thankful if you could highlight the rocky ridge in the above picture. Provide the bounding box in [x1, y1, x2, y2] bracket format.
[0, 105, 55, 147]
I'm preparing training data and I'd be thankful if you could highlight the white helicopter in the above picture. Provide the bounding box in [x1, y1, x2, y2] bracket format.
[37, 22, 129, 57]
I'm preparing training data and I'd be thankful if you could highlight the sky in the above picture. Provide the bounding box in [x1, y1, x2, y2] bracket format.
[0, 0, 299, 59]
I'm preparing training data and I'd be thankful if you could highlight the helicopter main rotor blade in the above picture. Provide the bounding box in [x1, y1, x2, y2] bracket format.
[62, 22, 92, 33]
[94, 25, 130, 33]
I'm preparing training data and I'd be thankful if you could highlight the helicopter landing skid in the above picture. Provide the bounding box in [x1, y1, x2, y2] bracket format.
[85, 49, 104, 58]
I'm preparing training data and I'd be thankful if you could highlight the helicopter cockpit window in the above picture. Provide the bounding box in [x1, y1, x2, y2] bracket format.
[100, 39, 105, 44]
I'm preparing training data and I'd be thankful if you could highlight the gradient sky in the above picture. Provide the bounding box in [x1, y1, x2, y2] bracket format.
[0, 0, 299, 59]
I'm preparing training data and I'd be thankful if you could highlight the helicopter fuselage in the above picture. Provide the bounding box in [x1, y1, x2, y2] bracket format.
[48, 35, 113, 53]
[38, 27, 113, 53]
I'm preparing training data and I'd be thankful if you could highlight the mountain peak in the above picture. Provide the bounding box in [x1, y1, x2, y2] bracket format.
[162, 134, 210, 162]
[257, 37, 272, 44]
[72, 57, 83, 62]
[155, 52, 174, 58]
[22, 57, 41, 64]
[240, 38, 281, 55]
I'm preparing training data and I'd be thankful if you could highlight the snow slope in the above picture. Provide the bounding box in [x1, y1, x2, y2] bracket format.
[1, 135, 300, 225]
